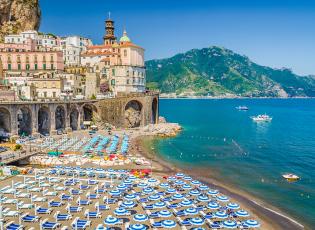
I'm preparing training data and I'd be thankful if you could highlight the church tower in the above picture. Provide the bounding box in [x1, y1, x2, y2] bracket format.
[103, 13, 117, 45]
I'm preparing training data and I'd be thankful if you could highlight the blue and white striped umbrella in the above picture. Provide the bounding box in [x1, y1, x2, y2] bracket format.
[153, 201, 166, 209]
[182, 184, 192, 190]
[114, 207, 129, 216]
[214, 211, 228, 219]
[172, 193, 185, 200]
[109, 189, 121, 196]
[223, 220, 238, 229]
[208, 202, 220, 209]
[142, 187, 154, 194]
[207, 189, 219, 196]
[167, 176, 177, 181]
[184, 207, 199, 215]
[104, 216, 119, 225]
[137, 182, 148, 188]
[148, 194, 161, 201]
[180, 199, 193, 207]
[123, 179, 133, 185]
[189, 190, 201, 196]
[191, 180, 201, 185]
[117, 184, 128, 190]
[176, 173, 185, 177]
[199, 185, 209, 191]
[158, 210, 172, 217]
[190, 217, 205, 226]
[183, 176, 192, 181]
[166, 188, 177, 194]
[175, 180, 185, 185]
[235, 210, 250, 217]
[244, 220, 260, 228]
[148, 178, 159, 184]
[159, 183, 170, 188]
[122, 200, 136, 208]
[129, 224, 147, 230]
[128, 175, 137, 181]
[217, 195, 229, 202]
[227, 202, 240, 210]
[197, 195, 210, 202]
[129, 224, 148, 230]
[133, 214, 148, 222]
[125, 194, 137, 200]
[161, 220, 177, 228]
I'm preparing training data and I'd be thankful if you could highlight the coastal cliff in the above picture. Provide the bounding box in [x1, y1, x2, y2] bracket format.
[0, 0, 41, 42]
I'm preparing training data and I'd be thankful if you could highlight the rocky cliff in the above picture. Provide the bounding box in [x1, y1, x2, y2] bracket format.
[0, 0, 41, 42]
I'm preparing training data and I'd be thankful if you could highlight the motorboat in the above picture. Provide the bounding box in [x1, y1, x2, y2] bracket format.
[251, 114, 272, 122]
[236, 106, 249, 111]
[282, 173, 300, 182]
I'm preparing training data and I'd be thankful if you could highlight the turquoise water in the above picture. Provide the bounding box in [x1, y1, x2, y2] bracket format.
[155, 99, 315, 227]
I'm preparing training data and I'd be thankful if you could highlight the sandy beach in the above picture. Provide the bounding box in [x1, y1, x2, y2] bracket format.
[135, 135, 306, 230]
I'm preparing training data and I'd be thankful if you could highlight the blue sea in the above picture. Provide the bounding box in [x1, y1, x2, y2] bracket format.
[154, 99, 315, 227]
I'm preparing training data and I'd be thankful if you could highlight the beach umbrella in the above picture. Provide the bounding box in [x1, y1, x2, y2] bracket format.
[122, 200, 136, 208]
[158, 210, 172, 218]
[199, 185, 209, 191]
[109, 189, 121, 196]
[183, 176, 192, 181]
[148, 194, 161, 201]
[142, 187, 154, 194]
[176, 173, 185, 177]
[125, 194, 138, 201]
[166, 188, 177, 194]
[117, 184, 128, 191]
[137, 182, 148, 188]
[223, 220, 238, 229]
[114, 207, 129, 216]
[123, 179, 133, 185]
[182, 184, 192, 190]
[172, 193, 185, 200]
[190, 217, 205, 226]
[180, 199, 193, 207]
[235, 210, 250, 217]
[133, 214, 148, 222]
[244, 220, 260, 228]
[129, 224, 147, 230]
[175, 180, 185, 185]
[191, 180, 201, 186]
[207, 189, 219, 196]
[189, 189, 201, 196]
[159, 183, 170, 188]
[128, 175, 137, 181]
[148, 178, 159, 185]
[217, 195, 229, 202]
[227, 202, 240, 210]
[197, 195, 210, 202]
[161, 220, 177, 228]
[153, 201, 166, 209]
[214, 211, 228, 219]
[167, 176, 177, 181]
[184, 207, 199, 215]
[104, 216, 119, 225]
[208, 202, 220, 209]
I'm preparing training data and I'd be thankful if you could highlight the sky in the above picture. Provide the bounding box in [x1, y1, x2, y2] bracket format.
[40, 0, 315, 75]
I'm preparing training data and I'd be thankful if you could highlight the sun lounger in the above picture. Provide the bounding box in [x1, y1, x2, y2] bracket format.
[3, 210, 20, 217]
[5, 221, 23, 230]
[36, 207, 52, 214]
[84, 210, 102, 218]
[49, 201, 63, 207]
[41, 219, 61, 230]
[61, 194, 73, 201]
[55, 213, 72, 221]
[77, 199, 91, 205]
[71, 218, 91, 230]
[68, 206, 82, 213]
[70, 189, 82, 195]
[21, 213, 39, 222]
[152, 221, 162, 228]
[3, 198, 18, 204]
[18, 202, 33, 209]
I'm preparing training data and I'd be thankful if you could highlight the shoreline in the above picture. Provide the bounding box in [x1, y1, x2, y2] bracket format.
[135, 135, 307, 230]
[159, 97, 315, 100]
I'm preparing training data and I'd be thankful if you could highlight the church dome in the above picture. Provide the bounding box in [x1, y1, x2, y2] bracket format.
[119, 29, 131, 43]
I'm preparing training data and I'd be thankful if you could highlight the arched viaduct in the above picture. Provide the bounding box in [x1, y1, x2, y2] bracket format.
[0, 93, 159, 137]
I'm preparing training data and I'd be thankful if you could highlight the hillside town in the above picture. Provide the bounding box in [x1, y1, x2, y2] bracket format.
[0, 16, 146, 101]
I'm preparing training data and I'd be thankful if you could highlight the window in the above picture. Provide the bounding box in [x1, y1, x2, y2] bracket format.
[124, 50, 127, 57]
[111, 79, 115, 86]
[112, 69, 115, 76]
[34, 64, 38, 70]
[26, 64, 30, 70]
[53, 92, 56, 97]
[8, 64, 11, 70]
[43, 64, 46, 70]
[18, 64, 21, 70]
[50, 55, 54, 62]
[127, 79, 130, 84]
[44, 92, 47, 97]
[51, 64, 54, 70]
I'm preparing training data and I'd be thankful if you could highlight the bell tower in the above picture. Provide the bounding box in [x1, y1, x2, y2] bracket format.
[103, 12, 117, 45]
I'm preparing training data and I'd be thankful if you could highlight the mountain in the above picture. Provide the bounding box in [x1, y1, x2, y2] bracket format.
[145, 46, 315, 97]
[0, 0, 41, 42]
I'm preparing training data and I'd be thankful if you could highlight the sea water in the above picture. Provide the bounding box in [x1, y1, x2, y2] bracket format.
[155, 99, 315, 227]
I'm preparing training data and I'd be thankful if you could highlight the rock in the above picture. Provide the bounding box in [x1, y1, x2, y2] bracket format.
[0, 0, 41, 42]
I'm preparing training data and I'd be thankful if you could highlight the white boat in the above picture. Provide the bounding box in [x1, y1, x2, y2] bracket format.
[236, 106, 249, 111]
[251, 114, 272, 122]
[282, 173, 300, 182]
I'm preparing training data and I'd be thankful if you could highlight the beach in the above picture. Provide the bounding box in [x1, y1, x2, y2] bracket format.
[136, 135, 306, 230]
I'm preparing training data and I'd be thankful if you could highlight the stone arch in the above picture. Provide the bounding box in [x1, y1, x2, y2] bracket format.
[55, 105, 66, 130]
[0, 107, 11, 133]
[152, 97, 158, 124]
[38, 106, 50, 135]
[70, 106, 79, 130]
[124, 100, 143, 128]
[82, 104, 97, 122]
[17, 106, 32, 136]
